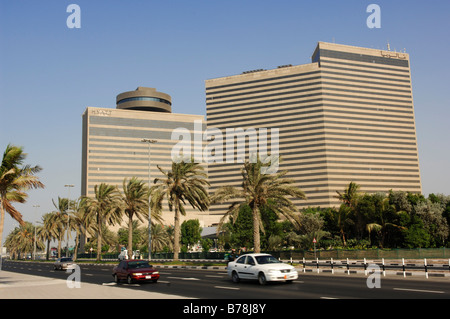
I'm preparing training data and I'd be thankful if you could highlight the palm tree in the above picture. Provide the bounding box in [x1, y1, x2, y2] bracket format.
[150, 160, 210, 260]
[366, 195, 405, 248]
[121, 177, 158, 259]
[0, 144, 44, 248]
[334, 182, 362, 246]
[332, 205, 353, 246]
[147, 223, 173, 253]
[50, 197, 70, 258]
[38, 212, 59, 260]
[80, 183, 121, 261]
[335, 181, 360, 209]
[86, 223, 117, 254]
[70, 199, 90, 261]
[4, 222, 44, 258]
[212, 157, 306, 253]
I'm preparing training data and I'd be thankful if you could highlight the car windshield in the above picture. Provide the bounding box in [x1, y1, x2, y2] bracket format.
[255, 255, 281, 264]
[128, 261, 151, 269]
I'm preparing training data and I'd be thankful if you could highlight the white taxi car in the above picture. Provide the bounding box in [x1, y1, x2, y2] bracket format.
[227, 253, 298, 285]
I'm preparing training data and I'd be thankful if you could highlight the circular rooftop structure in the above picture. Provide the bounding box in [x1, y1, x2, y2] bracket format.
[116, 87, 172, 113]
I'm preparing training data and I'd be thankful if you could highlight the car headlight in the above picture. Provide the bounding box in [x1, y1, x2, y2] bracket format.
[268, 269, 279, 274]
[152, 271, 159, 275]
[132, 273, 143, 276]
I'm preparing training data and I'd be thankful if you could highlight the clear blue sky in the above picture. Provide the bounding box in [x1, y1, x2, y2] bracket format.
[1, 0, 449, 242]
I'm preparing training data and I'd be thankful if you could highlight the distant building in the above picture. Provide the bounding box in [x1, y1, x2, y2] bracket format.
[205, 42, 422, 213]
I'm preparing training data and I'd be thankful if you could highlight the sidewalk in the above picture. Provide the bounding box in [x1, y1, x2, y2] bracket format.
[0, 270, 192, 299]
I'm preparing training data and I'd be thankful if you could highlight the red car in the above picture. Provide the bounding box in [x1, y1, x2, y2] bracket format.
[112, 260, 159, 284]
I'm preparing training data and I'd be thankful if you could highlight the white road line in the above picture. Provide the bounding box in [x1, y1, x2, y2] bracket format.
[167, 276, 200, 281]
[320, 297, 339, 299]
[85, 273, 94, 276]
[102, 282, 116, 286]
[205, 275, 224, 278]
[214, 286, 240, 290]
[393, 288, 445, 294]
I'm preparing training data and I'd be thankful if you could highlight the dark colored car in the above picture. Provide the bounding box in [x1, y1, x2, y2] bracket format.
[112, 260, 159, 284]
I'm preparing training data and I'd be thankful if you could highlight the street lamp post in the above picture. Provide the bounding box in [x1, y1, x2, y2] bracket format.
[32, 205, 40, 260]
[141, 138, 157, 261]
[64, 184, 74, 257]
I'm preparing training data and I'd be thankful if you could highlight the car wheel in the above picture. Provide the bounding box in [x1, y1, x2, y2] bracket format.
[231, 271, 240, 283]
[127, 275, 133, 284]
[151, 279, 158, 283]
[114, 274, 120, 284]
[258, 272, 267, 285]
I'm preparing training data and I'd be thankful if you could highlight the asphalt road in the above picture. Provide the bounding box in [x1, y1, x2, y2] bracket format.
[2, 260, 450, 300]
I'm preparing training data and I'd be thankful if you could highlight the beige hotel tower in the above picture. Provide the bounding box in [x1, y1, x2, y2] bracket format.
[206, 42, 422, 214]
[81, 87, 215, 226]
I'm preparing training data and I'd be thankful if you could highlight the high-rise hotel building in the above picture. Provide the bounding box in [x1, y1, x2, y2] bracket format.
[206, 42, 422, 212]
[81, 87, 214, 225]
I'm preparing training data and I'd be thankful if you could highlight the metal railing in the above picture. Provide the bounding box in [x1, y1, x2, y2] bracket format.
[295, 257, 450, 278]
[75, 247, 450, 261]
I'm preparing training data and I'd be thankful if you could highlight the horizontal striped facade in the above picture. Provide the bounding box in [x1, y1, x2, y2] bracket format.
[205, 42, 421, 213]
[81, 107, 214, 226]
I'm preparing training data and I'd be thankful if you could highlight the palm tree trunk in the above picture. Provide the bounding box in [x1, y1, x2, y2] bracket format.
[341, 229, 347, 246]
[46, 239, 50, 260]
[128, 214, 133, 260]
[0, 201, 5, 249]
[97, 216, 102, 262]
[173, 205, 181, 261]
[57, 234, 62, 258]
[73, 232, 79, 261]
[252, 206, 261, 253]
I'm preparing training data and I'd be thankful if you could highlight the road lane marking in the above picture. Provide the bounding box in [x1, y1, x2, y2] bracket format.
[102, 282, 116, 286]
[214, 286, 240, 290]
[205, 275, 224, 278]
[393, 288, 445, 294]
[320, 297, 339, 299]
[167, 276, 200, 281]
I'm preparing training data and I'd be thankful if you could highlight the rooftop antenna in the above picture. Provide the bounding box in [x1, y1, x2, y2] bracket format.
[387, 41, 391, 51]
